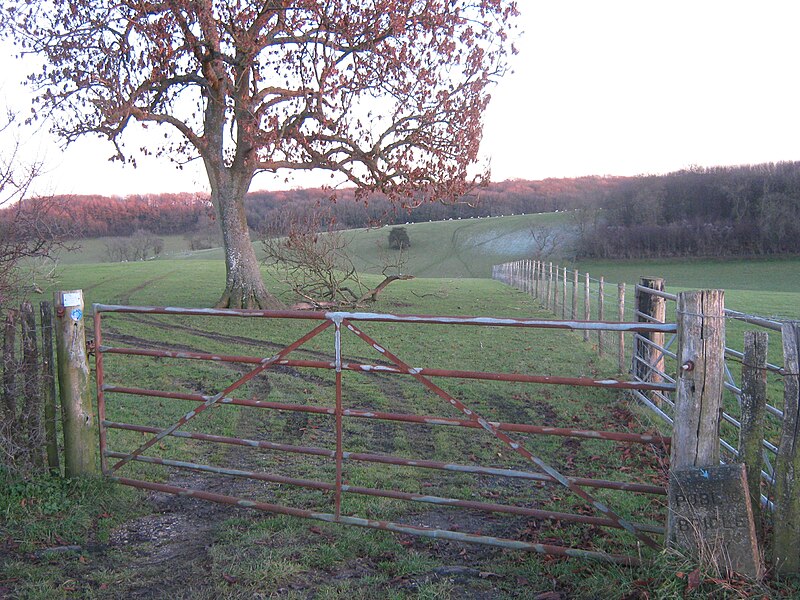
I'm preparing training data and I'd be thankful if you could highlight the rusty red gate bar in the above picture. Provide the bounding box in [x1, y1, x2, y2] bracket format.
[93, 304, 676, 564]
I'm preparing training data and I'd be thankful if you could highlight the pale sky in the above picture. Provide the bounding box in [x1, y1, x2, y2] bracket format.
[3, 1, 800, 197]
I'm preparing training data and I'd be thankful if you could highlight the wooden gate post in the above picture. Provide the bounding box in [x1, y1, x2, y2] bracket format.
[55, 290, 96, 477]
[665, 290, 765, 576]
[774, 322, 800, 575]
[670, 289, 725, 469]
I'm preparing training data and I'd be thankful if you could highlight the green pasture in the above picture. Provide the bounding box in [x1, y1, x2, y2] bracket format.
[6, 215, 798, 597]
[5, 259, 684, 599]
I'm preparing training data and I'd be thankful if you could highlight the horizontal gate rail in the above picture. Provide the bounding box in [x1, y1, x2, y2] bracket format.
[94, 303, 676, 333]
[112, 477, 641, 566]
[99, 346, 676, 392]
[103, 384, 670, 445]
[103, 421, 667, 495]
[94, 303, 673, 564]
[104, 452, 664, 534]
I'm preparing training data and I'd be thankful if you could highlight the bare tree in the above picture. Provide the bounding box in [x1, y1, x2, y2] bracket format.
[263, 212, 364, 307]
[3, 1, 518, 309]
[528, 224, 564, 258]
[263, 211, 412, 308]
[0, 109, 67, 307]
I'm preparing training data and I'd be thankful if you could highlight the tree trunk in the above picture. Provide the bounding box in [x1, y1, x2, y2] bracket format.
[207, 167, 283, 310]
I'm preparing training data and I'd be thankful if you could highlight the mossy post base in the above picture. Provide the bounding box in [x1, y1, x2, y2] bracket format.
[55, 290, 96, 477]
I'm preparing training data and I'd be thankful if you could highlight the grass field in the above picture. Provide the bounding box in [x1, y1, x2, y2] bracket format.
[4, 215, 799, 598]
[0, 260, 706, 598]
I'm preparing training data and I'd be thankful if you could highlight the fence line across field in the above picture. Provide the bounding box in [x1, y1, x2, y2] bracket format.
[493, 258, 800, 572]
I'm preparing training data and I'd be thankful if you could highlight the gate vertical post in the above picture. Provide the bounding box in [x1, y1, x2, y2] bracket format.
[93, 309, 108, 475]
[633, 278, 666, 392]
[774, 322, 800, 575]
[333, 318, 344, 521]
[55, 290, 97, 477]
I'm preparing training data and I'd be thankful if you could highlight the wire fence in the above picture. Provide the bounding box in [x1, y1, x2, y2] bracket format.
[492, 259, 795, 512]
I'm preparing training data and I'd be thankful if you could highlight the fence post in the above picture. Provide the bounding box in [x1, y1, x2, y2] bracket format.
[561, 267, 567, 319]
[667, 290, 726, 545]
[41, 302, 60, 475]
[598, 277, 605, 356]
[583, 272, 590, 341]
[774, 322, 800, 575]
[633, 278, 666, 391]
[670, 289, 725, 468]
[55, 290, 96, 477]
[553, 264, 559, 313]
[738, 330, 768, 540]
[571, 269, 578, 320]
[617, 283, 626, 373]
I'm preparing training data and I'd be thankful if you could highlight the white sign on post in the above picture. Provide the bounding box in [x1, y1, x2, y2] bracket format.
[62, 291, 83, 307]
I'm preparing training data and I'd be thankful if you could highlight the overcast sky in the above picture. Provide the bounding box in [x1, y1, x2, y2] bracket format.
[3, 1, 800, 197]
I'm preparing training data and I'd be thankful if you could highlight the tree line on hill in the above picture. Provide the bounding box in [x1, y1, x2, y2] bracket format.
[2, 161, 800, 259]
[576, 162, 800, 258]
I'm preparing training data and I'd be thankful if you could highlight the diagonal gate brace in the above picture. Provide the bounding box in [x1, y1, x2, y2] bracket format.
[109, 320, 332, 473]
[341, 318, 659, 549]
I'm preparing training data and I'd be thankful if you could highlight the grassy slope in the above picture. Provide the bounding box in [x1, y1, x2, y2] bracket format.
[61, 215, 800, 320]
[343, 212, 570, 279]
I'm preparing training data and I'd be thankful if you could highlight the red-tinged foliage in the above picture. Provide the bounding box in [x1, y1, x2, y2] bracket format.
[2, 0, 519, 308]
[0, 176, 622, 241]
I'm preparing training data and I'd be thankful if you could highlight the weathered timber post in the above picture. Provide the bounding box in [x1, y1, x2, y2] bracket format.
[41, 302, 60, 475]
[774, 322, 800, 575]
[583, 272, 590, 341]
[670, 290, 725, 468]
[738, 330, 768, 540]
[598, 277, 605, 356]
[55, 290, 96, 477]
[633, 278, 666, 392]
[553, 264, 559, 312]
[21, 302, 43, 468]
[571, 269, 578, 320]
[561, 267, 567, 319]
[667, 290, 761, 577]
[617, 283, 626, 373]
[547, 262, 554, 310]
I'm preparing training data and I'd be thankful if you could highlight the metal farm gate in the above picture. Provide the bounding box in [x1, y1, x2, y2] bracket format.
[93, 304, 676, 566]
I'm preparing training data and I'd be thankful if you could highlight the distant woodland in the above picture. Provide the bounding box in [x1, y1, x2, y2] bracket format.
[2, 161, 800, 259]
